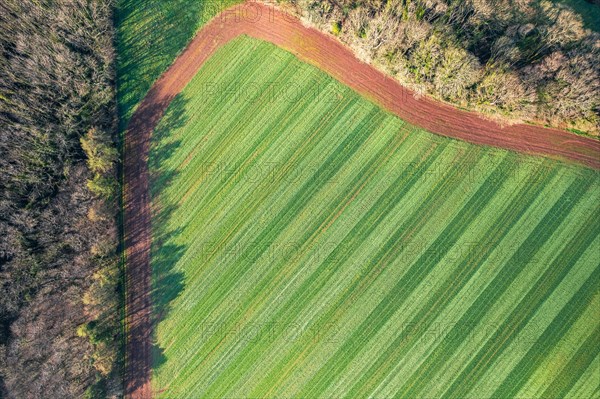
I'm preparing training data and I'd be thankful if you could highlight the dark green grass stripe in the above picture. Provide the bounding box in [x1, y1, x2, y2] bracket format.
[193, 42, 295, 130]
[152, 60, 307, 217]
[347, 160, 558, 399]
[291, 146, 491, 398]
[388, 175, 594, 399]
[440, 201, 600, 399]
[541, 324, 600, 399]
[203, 141, 451, 398]
[184, 92, 331, 233]
[151, 72, 272, 192]
[491, 266, 600, 399]
[154, 85, 355, 334]
[173, 51, 334, 208]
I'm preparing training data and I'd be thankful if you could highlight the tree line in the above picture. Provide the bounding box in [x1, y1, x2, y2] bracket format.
[283, 0, 600, 135]
[0, 0, 120, 397]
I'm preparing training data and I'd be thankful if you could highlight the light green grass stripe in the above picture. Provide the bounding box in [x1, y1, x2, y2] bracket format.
[157, 97, 372, 350]
[268, 153, 505, 398]
[216, 137, 453, 397]
[157, 48, 323, 209]
[183, 114, 402, 393]
[189, 134, 418, 394]
[173, 96, 362, 275]
[150, 39, 271, 174]
[161, 87, 362, 294]
[170, 78, 363, 252]
[170, 116, 412, 395]
[540, 322, 600, 398]
[378, 189, 594, 398]
[176, 51, 314, 179]
[183, 102, 383, 296]
[273, 148, 507, 395]
[151, 43, 366, 390]
[515, 292, 600, 398]
[154, 44, 295, 190]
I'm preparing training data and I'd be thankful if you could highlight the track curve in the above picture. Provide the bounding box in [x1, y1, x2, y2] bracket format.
[123, 2, 600, 397]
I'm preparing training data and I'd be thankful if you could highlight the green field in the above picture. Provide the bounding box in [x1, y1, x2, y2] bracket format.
[149, 36, 600, 398]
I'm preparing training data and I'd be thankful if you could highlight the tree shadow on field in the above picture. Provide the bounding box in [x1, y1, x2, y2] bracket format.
[550, 0, 600, 33]
[147, 94, 191, 371]
[115, 0, 242, 129]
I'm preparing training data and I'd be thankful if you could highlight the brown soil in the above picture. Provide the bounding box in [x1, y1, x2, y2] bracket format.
[123, 2, 600, 397]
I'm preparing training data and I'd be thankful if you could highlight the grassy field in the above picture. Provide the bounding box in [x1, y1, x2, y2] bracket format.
[149, 36, 600, 398]
[115, 0, 242, 128]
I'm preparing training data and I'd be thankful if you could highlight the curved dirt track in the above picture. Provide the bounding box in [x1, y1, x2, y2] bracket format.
[123, 2, 600, 398]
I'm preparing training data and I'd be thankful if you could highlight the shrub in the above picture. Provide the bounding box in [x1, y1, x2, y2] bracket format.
[332, 21, 342, 35]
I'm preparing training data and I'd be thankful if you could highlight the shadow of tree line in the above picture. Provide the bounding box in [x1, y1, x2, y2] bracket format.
[147, 94, 190, 371]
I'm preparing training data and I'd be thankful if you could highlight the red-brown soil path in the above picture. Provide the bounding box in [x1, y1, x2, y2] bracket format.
[123, 2, 600, 398]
